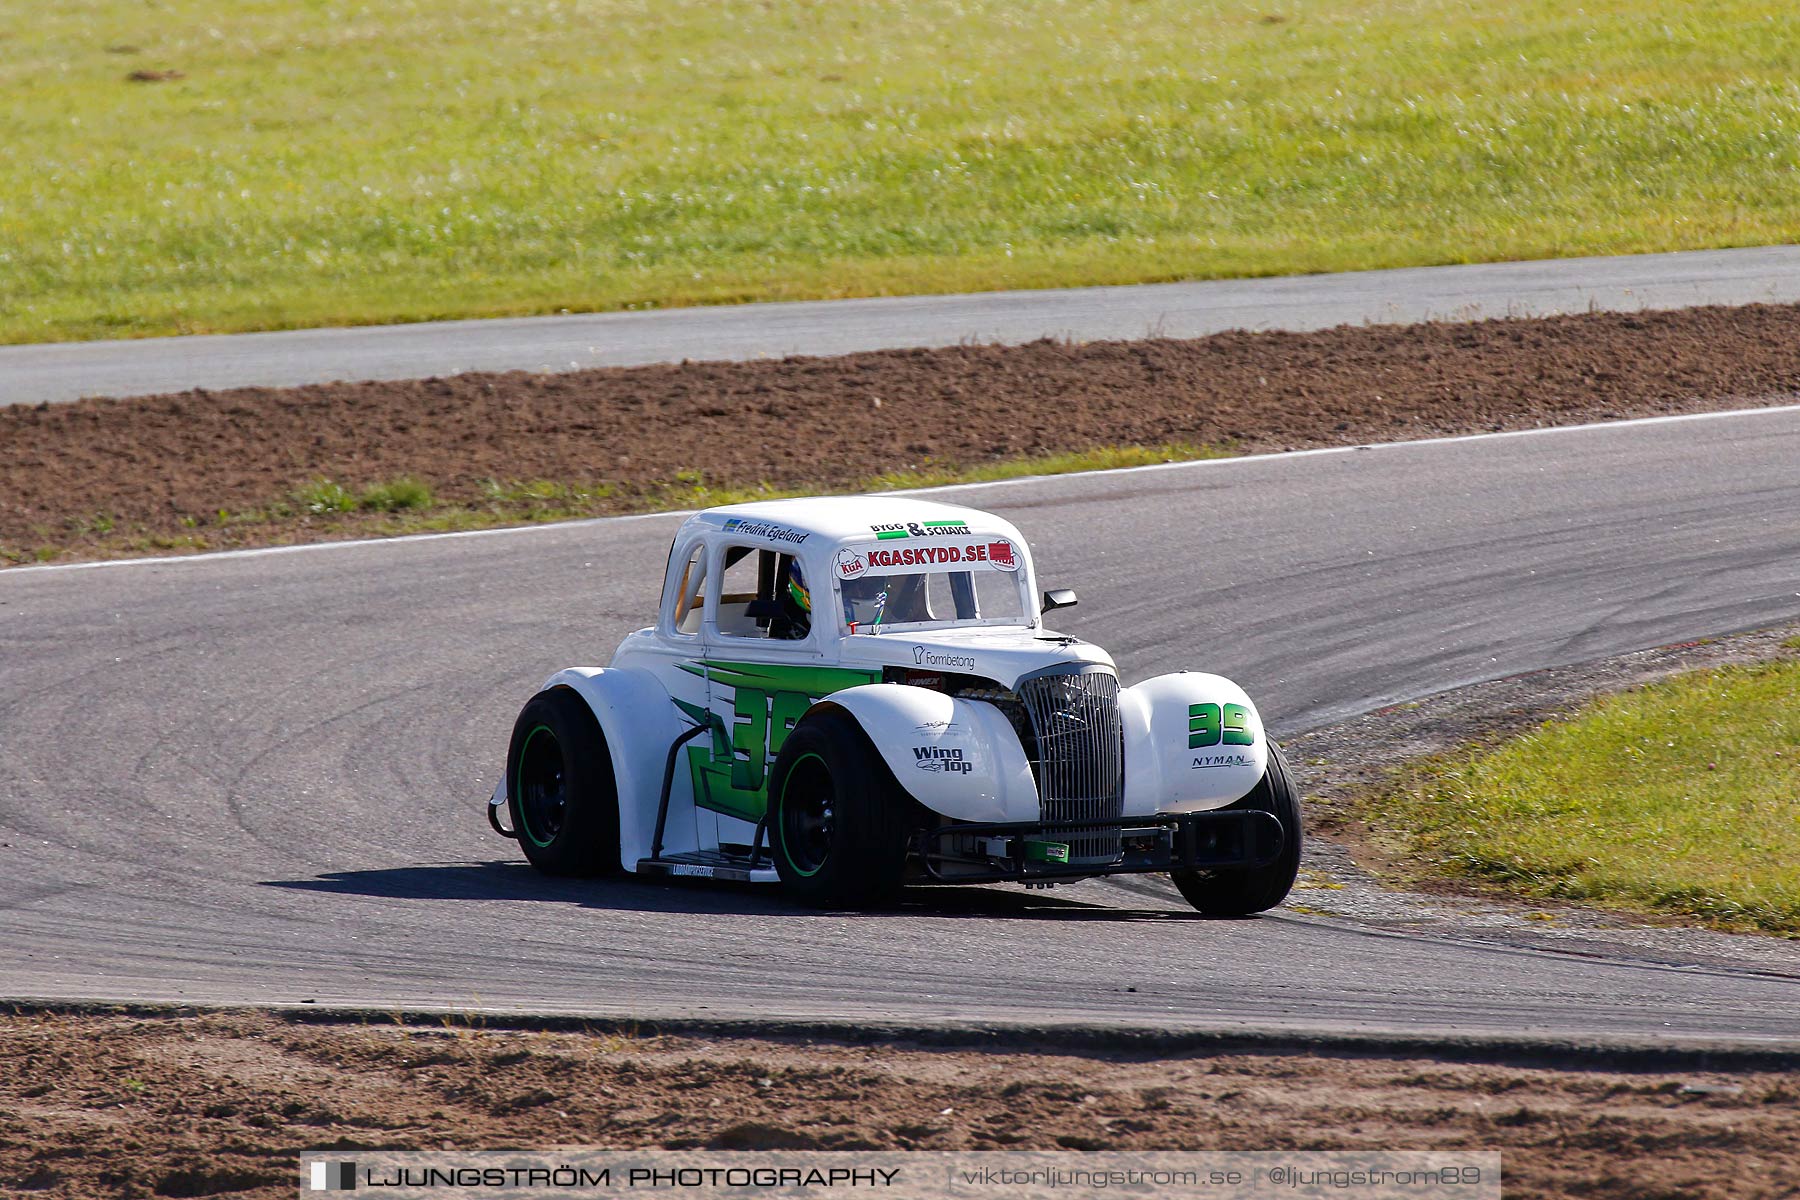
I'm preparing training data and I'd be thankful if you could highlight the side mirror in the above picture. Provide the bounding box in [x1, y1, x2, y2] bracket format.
[1041, 589, 1078, 614]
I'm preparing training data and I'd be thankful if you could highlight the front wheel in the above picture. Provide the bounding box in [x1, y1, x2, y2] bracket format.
[767, 707, 909, 909]
[1171, 741, 1303, 916]
[505, 688, 621, 876]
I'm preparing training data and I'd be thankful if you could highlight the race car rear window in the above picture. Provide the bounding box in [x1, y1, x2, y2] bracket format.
[671, 543, 707, 635]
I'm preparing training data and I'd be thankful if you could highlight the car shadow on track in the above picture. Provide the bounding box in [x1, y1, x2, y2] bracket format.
[265, 863, 802, 916]
[263, 863, 1227, 921]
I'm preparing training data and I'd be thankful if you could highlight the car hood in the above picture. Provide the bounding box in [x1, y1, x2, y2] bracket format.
[835, 626, 1113, 689]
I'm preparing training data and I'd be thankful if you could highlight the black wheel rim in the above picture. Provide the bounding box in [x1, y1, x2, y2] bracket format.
[777, 752, 833, 877]
[517, 725, 566, 848]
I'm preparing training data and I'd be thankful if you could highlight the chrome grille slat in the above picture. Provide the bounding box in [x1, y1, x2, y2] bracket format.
[1017, 667, 1124, 864]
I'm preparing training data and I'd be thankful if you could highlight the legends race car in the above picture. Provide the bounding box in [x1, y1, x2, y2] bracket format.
[486, 496, 1300, 912]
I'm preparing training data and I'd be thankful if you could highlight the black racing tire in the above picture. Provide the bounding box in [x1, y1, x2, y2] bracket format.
[505, 688, 621, 876]
[767, 706, 909, 909]
[1170, 741, 1303, 916]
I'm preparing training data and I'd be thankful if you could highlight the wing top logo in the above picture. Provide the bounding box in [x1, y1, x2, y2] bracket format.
[913, 746, 973, 774]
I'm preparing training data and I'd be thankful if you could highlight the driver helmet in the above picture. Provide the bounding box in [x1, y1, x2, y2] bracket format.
[785, 558, 811, 614]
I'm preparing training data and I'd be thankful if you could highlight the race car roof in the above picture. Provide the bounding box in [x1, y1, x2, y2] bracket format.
[682, 495, 1025, 549]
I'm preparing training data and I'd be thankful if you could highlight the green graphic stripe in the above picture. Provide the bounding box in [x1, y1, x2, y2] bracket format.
[876, 530, 907, 540]
[672, 660, 881, 824]
[693, 660, 879, 696]
[687, 749, 763, 822]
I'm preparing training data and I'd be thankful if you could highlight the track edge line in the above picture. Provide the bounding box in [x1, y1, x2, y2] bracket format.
[8, 997, 1798, 1070]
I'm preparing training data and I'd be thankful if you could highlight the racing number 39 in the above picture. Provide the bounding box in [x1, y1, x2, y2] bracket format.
[1189, 702, 1253, 749]
[727, 687, 812, 791]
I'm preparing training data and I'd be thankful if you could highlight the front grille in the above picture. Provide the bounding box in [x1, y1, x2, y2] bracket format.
[1016, 666, 1125, 864]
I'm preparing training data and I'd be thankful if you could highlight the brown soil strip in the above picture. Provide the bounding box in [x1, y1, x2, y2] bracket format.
[5, 302, 1800, 564]
[2, 1011, 1795, 1200]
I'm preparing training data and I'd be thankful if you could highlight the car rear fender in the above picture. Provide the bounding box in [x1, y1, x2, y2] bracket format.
[816, 684, 1038, 823]
[1119, 672, 1269, 816]
[490, 667, 689, 870]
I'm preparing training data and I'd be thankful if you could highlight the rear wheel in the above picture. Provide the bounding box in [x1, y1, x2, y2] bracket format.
[506, 688, 621, 876]
[1171, 741, 1302, 916]
[767, 707, 909, 908]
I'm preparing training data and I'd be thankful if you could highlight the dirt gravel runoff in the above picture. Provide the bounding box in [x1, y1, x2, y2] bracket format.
[6, 302, 1800, 563]
[3, 1010, 1797, 1200]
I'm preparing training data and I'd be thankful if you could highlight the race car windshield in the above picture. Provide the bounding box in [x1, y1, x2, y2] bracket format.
[839, 569, 1026, 631]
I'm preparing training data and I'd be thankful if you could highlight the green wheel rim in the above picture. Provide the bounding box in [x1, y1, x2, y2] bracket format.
[515, 724, 565, 849]
[776, 752, 832, 878]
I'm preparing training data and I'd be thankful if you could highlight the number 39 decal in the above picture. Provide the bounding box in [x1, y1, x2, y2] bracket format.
[1188, 702, 1254, 749]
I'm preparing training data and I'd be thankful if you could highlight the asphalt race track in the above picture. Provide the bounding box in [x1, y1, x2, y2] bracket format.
[4, 407, 1800, 1039]
[4, 244, 1800, 403]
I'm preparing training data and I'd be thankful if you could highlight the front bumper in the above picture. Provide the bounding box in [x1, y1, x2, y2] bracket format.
[914, 809, 1284, 884]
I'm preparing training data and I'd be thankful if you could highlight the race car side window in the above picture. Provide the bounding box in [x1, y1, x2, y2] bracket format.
[670, 543, 707, 636]
[705, 545, 812, 641]
[714, 543, 775, 639]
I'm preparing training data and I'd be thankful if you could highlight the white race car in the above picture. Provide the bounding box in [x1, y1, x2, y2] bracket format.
[487, 496, 1300, 912]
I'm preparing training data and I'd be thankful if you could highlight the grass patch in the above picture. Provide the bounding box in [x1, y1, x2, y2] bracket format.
[872, 443, 1226, 490]
[7, 1, 1800, 343]
[356, 476, 434, 513]
[1368, 661, 1800, 933]
[295, 479, 356, 516]
[295, 476, 433, 515]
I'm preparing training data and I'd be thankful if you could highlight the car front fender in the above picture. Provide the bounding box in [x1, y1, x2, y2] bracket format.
[1119, 672, 1269, 816]
[818, 684, 1038, 823]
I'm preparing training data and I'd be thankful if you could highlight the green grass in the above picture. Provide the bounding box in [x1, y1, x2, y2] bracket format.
[294, 476, 433, 514]
[872, 442, 1226, 490]
[1373, 661, 1800, 933]
[6, 0, 1800, 343]
[354, 476, 434, 513]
